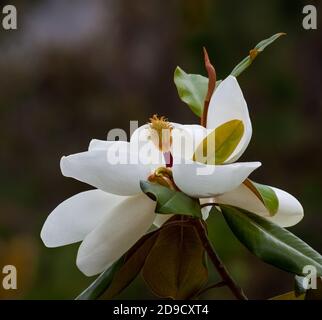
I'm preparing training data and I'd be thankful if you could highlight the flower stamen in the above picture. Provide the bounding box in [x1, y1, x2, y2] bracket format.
[149, 114, 173, 153]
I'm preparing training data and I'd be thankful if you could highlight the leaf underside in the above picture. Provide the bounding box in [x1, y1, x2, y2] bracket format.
[101, 230, 160, 299]
[80, 217, 208, 300]
[142, 219, 208, 299]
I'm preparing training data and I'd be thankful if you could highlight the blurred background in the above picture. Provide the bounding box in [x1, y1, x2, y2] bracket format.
[0, 0, 321, 299]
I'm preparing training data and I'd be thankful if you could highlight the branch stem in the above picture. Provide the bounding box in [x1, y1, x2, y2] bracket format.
[194, 220, 248, 300]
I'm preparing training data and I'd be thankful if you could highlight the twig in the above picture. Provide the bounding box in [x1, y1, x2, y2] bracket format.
[194, 220, 248, 300]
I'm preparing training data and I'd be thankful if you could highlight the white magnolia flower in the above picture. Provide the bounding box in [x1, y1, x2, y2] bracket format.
[177, 75, 303, 227]
[153, 76, 303, 227]
[41, 75, 302, 277]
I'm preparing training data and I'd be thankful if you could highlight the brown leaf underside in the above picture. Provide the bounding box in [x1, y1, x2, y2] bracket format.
[103, 217, 208, 300]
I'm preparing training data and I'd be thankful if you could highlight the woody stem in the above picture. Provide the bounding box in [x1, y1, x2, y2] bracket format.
[194, 219, 248, 300]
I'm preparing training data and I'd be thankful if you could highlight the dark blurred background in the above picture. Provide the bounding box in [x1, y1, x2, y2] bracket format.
[0, 0, 321, 299]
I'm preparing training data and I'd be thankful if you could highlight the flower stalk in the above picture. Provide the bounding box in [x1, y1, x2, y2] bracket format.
[199, 49, 247, 300]
[194, 218, 248, 300]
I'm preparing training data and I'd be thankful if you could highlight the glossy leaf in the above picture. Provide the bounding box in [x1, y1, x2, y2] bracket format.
[76, 256, 124, 300]
[243, 179, 279, 216]
[142, 220, 208, 299]
[174, 67, 208, 117]
[174, 66, 221, 117]
[231, 33, 286, 77]
[140, 181, 202, 218]
[221, 205, 322, 276]
[193, 119, 244, 165]
[101, 230, 160, 299]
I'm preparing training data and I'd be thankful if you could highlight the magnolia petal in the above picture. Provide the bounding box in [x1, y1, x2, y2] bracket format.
[172, 160, 261, 198]
[88, 139, 110, 151]
[41, 190, 126, 247]
[174, 124, 209, 147]
[76, 194, 156, 276]
[172, 124, 210, 160]
[60, 143, 152, 196]
[130, 124, 165, 167]
[130, 124, 150, 144]
[207, 76, 252, 163]
[88, 139, 128, 151]
[130, 122, 186, 141]
[131, 123, 209, 163]
[216, 184, 304, 227]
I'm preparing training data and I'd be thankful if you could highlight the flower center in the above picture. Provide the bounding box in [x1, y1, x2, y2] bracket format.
[148, 167, 177, 190]
[149, 114, 173, 153]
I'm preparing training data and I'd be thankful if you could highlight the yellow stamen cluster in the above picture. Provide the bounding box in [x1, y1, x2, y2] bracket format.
[149, 114, 173, 152]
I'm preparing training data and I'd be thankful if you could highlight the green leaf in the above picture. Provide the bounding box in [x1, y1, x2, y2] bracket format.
[174, 33, 285, 117]
[101, 230, 160, 299]
[75, 256, 124, 300]
[243, 179, 279, 216]
[193, 119, 244, 165]
[142, 219, 208, 299]
[231, 33, 286, 77]
[140, 181, 202, 218]
[270, 291, 305, 300]
[221, 205, 322, 276]
[174, 67, 208, 117]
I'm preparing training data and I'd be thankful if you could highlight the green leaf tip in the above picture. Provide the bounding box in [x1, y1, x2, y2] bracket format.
[231, 32, 286, 77]
[174, 33, 286, 117]
[243, 179, 279, 216]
